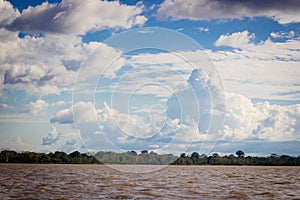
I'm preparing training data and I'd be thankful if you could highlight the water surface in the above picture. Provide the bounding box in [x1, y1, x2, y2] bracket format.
[0, 164, 299, 199]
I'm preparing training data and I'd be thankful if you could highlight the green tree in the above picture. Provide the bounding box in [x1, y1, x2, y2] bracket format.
[236, 150, 245, 158]
[191, 152, 200, 159]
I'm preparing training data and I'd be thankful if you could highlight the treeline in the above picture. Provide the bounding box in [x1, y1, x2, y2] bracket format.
[0, 150, 101, 164]
[95, 150, 177, 165]
[1, 149, 299, 166]
[171, 151, 300, 166]
[0, 150, 176, 165]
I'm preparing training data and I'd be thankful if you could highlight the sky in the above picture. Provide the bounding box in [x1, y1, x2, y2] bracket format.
[0, 0, 300, 157]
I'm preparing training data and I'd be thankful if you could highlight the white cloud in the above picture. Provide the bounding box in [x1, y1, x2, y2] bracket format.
[50, 105, 74, 124]
[208, 33, 300, 100]
[60, 139, 78, 153]
[89, 36, 299, 124]
[96, 49, 217, 99]
[51, 101, 97, 124]
[0, 30, 123, 97]
[76, 44, 300, 150]
[15, 136, 32, 149]
[42, 126, 61, 145]
[42, 129, 83, 153]
[199, 27, 209, 32]
[55, 92, 299, 152]
[0, 0, 20, 26]
[270, 31, 295, 39]
[0, 34, 82, 96]
[0, 0, 133, 98]
[223, 93, 300, 142]
[24, 99, 49, 116]
[5, 0, 147, 35]
[97, 102, 168, 138]
[157, 0, 300, 24]
[93, 52, 192, 100]
[215, 31, 255, 48]
[1, 136, 33, 151]
[94, 102, 208, 147]
[78, 43, 125, 80]
[73, 66, 225, 152]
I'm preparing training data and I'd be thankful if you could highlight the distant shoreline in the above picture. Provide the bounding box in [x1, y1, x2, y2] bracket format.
[1, 150, 299, 166]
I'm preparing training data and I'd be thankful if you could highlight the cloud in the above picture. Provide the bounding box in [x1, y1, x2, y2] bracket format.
[75, 67, 224, 153]
[0, 28, 123, 97]
[84, 101, 203, 150]
[4, 0, 147, 35]
[51, 101, 97, 124]
[270, 31, 296, 39]
[208, 32, 300, 100]
[91, 36, 299, 110]
[98, 102, 170, 139]
[0, 1, 133, 98]
[0, 103, 12, 110]
[24, 99, 49, 116]
[50, 106, 73, 124]
[95, 49, 220, 99]
[223, 93, 300, 142]
[58, 91, 299, 153]
[157, 0, 300, 24]
[59, 139, 78, 153]
[0, 34, 80, 96]
[214, 31, 255, 48]
[42, 126, 61, 145]
[93, 52, 192, 99]
[77, 43, 125, 81]
[51, 100, 66, 107]
[0, 0, 20, 26]
[0, 136, 33, 151]
[167, 69, 213, 132]
[198, 27, 209, 32]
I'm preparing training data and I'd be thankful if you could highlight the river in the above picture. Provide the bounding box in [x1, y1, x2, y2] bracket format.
[0, 164, 299, 199]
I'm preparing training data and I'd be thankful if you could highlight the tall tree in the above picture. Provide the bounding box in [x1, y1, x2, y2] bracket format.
[236, 150, 245, 158]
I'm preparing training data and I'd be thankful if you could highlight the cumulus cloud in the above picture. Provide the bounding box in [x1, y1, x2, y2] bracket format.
[59, 139, 77, 153]
[0, 29, 124, 97]
[223, 93, 300, 142]
[98, 102, 170, 138]
[55, 90, 300, 152]
[42, 126, 61, 145]
[0, 0, 20, 26]
[1, 136, 33, 151]
[51, 101, 97, 124]
[214, 31, 255, 48]
[24, 99, 49, 116]
[77, 43, 125, 81]
[88, 102, 204, 149]
[157, 0, 300, 24]
[167, 69, 212, 132]
[0, 0, 133, 98]
[0, 34, 82, 96]
[71, 67, 224, 153]
[4, 0, 147, 35]
[50, 107, 73, 124]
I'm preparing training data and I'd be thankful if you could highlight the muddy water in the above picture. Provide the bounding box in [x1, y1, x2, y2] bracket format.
[0, 164, 299, 199]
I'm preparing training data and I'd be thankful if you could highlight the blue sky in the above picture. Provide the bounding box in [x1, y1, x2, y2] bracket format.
[0, 0, 299, 156]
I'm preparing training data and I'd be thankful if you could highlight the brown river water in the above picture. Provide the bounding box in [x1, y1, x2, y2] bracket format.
[0, 164, 299, 199]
